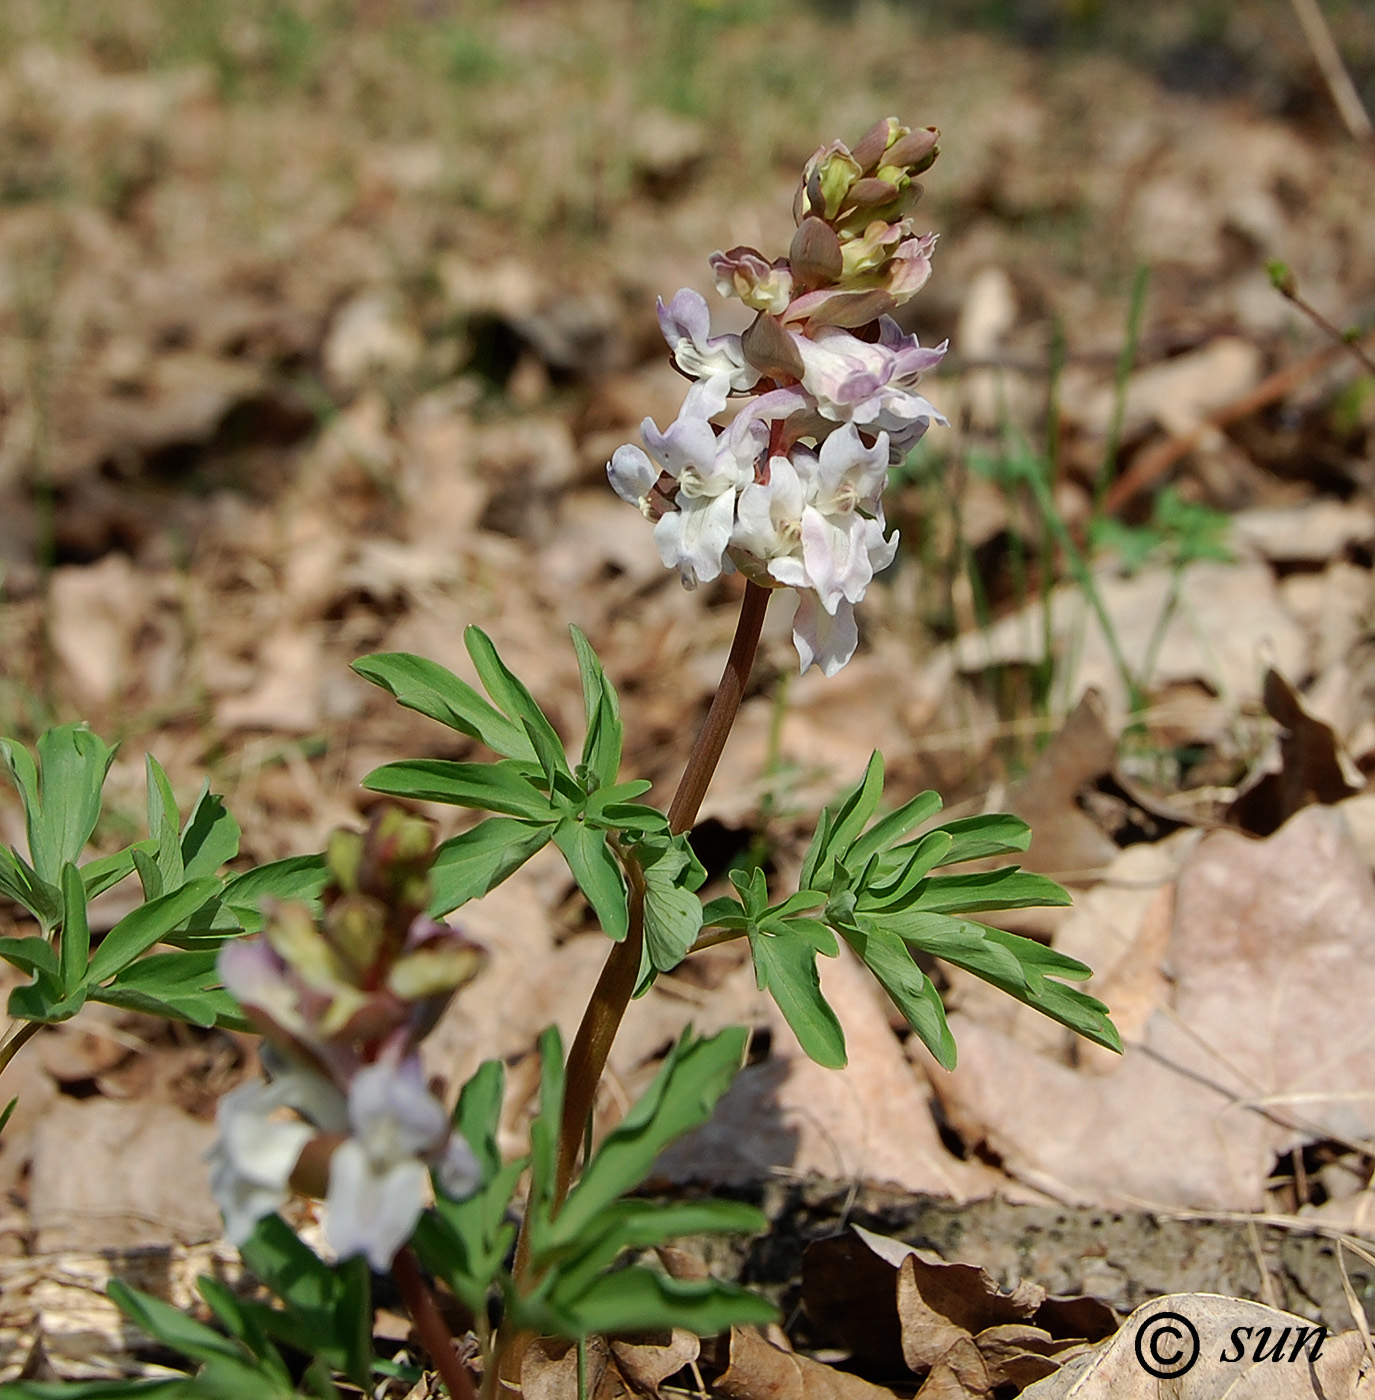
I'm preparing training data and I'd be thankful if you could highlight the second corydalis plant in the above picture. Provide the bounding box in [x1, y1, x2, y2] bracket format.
[210, 808, 486, 1270]
[610, 116, 947, 676]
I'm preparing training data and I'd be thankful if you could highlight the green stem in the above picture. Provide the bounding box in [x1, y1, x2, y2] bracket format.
[393, 1245, 479, 1400]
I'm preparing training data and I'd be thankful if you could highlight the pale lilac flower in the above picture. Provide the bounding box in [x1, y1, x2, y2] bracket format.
[325, 1054, 479, 1271]
[609, 373, 755, 587]
[657, 289, 759, 392]
[789, 318, 947, 457]
[792, 592, 861, 678]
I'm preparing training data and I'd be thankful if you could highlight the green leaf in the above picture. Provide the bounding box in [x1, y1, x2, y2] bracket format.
[84, 877, 222, 986]
[526, 1026, 567, 1250]
[846, 789, 944, 868]
[553, 819, 628, 941]
[7, 976, 83, 1024]
[570, 626, 623, 789]
[429, 818, 556, 915]
[351, 651, 536, 761]
[547, 1028, 746, 1250]
[145, 755, 186, 895]
[749, 929, 846, 1069]
[0, 1097, 15, 1136]
[860, 829, 953, 911]
[80, 843, 147, 902]
[465, 627, 569, 780]
[108, 1278, 247, 1366]
[453, 1059, 505, 1180]
[1, 725, 117, 892]
[908, 866, 1072, 915]
[804, 752, 886, 889]
[180, 785, 241, 880]
[237, 1216, 372, 1390]
[549, 1198, 766, 1306]
[886, 913, 1120, 1053]
[132, 846, 164, 903]
[363, 758, 556, 821]
[93, 950, 247, 1029]
[641, 848, 704, 973]
[416, 1063, 525, 1316]
[0, 845, 57, 928]
[0, 935, 59, 979]
[59, 862, 90, 990]
[0, 1380, 194, 1398]
[925, 812, 1032, 865]
[549, 1268, 774, 1338]
[222, 855, 327, 932]
[195, 1276, 291, 1387]
[841, 923, 956, 1069]
[700, 896, 748, 929]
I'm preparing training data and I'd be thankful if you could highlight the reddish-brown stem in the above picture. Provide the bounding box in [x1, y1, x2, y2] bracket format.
[393, 1245, 479, 1400]
[492, 580, 772, 1397]
[556, 579, 771, 1205]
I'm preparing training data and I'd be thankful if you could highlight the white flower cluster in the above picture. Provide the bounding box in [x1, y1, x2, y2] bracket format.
[609, 289, 945, 675]
[607, 117, 948, 676]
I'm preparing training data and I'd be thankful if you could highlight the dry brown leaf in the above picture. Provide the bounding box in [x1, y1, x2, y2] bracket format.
[911, 1335, 990, 1400]
[934, 804, 1375, 1213]
[1021, 1293, 1371, 1399]
[28, 1098, 220, 1251]
[710, 1325, 898, 1400]
[1004, 690, 1121, 879]
[803, 1225, 1106, 1395]
[522, 1335, 619, 1400]
[1075, 337, 1262, 438]
[656, 948, 998, 1198]
[609, 1330, 701, 1397]
[1231, 500, 1375, 565]
[1228, 668, 1364, 836]
[949, 561, 1306, 726]
[47, 555, 153, 705]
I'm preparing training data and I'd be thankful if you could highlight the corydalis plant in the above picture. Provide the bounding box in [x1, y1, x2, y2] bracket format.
[0, 120, 1120, 1400]
[610, 116, 946, 676]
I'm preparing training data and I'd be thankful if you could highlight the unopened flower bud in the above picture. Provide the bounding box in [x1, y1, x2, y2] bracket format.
[850, 116, 904, 174]
[789, 217, 843, 289]
[709, 247, 793, 314]
[882, 126, 939, 173]
[325, 895, 389, 978]
[741, 311, 806, 382]
[806, 144, 863, 222]
[326, 828, 364, 895]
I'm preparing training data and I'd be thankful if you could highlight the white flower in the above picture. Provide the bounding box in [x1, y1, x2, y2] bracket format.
[657, 289, 760, 391]
[730, 424, 899, 675]
[324, 1055, 479, 1272]
[206, 1068, 341, 1245]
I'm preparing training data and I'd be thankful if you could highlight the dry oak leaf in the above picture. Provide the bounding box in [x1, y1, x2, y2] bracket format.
[934, 804, 1375, 1212]
[803, 1227, 1113, 1395]
[709, 1325, 899, 1400]
[1021, 1293, 1372, 1399]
